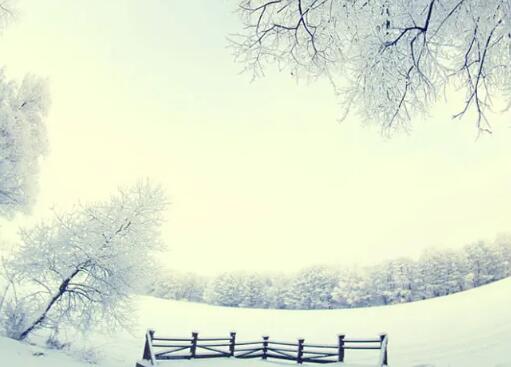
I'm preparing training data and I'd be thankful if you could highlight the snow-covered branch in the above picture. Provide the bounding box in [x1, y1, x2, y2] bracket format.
[232, 0, 511, 134]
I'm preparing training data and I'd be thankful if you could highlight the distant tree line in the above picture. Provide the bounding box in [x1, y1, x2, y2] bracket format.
[143, 236, 511, 310]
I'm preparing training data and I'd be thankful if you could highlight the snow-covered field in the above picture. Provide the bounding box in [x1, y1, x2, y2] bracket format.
[2, 277, 511, 367]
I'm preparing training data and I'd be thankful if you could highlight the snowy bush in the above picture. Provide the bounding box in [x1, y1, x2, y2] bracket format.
[2, 300, 31, 339]
[72, 346, 102, 365]
[45, 329, 71, 351]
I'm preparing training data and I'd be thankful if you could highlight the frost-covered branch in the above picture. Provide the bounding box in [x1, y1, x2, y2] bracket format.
[232, 0, 511, 134]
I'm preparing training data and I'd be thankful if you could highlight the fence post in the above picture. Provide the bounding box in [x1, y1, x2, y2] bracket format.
[297, 338, 304, 364]
[337, 334, 345, 362]
[142, 329, 156, 365]
[191, 331, 199, 359]
[229, 332, 236, 357]
[262, 336, 269, 360]
[142, 329, 155, 361]
[379, 333, 388, 366]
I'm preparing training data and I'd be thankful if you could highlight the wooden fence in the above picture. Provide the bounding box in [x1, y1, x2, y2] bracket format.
[136, 330, 388, 367]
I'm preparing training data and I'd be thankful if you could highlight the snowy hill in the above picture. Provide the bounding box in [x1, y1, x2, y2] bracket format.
[3, 277, 511, 367]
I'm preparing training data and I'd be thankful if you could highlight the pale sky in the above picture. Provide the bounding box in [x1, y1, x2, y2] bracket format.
[1, 0, 511, 275]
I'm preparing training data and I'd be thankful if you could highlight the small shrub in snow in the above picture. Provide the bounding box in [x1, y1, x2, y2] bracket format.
[45, 333, 71, 351]
[2, 300, 31, 339]
[73, 346, 102, 365]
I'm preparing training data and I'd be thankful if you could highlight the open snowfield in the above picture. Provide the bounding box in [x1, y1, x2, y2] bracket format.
[2, 277, 511, 367]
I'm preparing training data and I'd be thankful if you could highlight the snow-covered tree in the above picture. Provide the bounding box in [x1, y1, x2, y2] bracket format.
[203, 272, 246, 307]
[284, 265, 339, 309]
[462, 240, 500, 287]
[3, 181, 167, 340]
[232, 0, 511, 134]
[238, 273, 269, 308]
[265, 274, 292, 309]
[0, 72, 49, 218]
[179, 273, 208, 302]
[331, 268, 371, 308]
[368, 258, 416, 305]
[203, 272, 268, 308]
[144, 271, 207, 302]
[414, 248, 466, 299]
[0, 3, 50, 219]
[493, 234, 511, 278]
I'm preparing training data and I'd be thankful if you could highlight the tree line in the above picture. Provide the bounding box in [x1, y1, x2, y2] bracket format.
[144, 236, 511, 309]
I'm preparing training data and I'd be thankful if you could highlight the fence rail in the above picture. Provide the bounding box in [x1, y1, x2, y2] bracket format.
[136, 330, 388, 367]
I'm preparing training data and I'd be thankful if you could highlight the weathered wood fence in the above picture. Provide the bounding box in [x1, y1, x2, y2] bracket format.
[136, 330, 388, 367]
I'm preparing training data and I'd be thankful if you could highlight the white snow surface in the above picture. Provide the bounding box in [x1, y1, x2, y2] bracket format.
[2, 277, 511, 367]
[0, 335, 93, 367]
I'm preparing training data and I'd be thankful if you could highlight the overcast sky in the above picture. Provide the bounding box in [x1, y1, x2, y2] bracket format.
[1, 0, 511, 275]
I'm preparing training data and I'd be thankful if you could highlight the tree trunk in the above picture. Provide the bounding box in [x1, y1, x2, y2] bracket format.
[18, 267, 82, 340]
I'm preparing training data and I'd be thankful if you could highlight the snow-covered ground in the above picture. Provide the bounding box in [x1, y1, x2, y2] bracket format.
[2, 277, 511, 367]
[0, 335, 99, 367]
